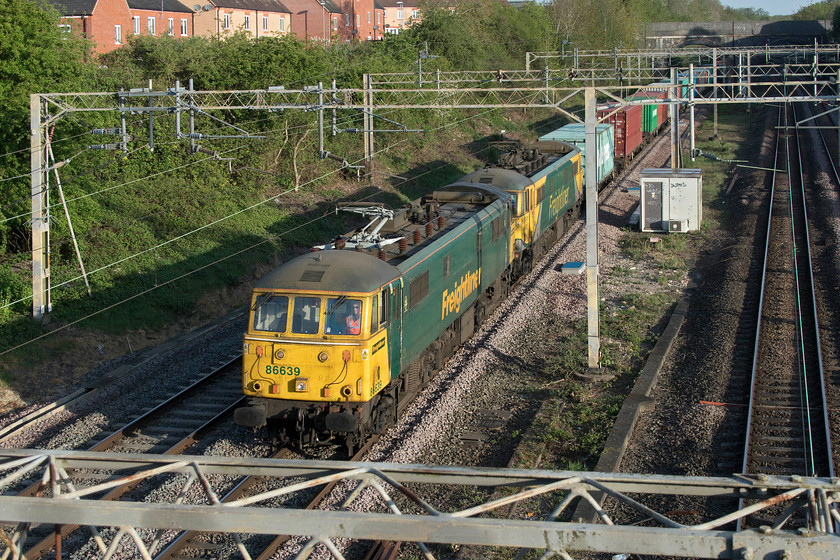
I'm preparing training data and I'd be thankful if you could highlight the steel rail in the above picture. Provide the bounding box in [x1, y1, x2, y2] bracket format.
[153, 438, 378, 560]
[739, 102, 836, 532]
[740, 105, 780, 484]
[13, 354, 243, 559]
[0, 389, 93, 443]
[790, 103, 831, 482]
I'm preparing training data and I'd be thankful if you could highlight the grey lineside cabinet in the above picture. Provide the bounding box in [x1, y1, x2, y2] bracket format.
[639, 168, 702, 233]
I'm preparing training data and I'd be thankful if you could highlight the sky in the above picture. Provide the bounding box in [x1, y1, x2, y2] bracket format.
[721, 0, 814, 16]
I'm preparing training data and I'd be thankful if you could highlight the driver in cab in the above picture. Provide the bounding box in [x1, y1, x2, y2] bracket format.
[345, 301, 362, 335]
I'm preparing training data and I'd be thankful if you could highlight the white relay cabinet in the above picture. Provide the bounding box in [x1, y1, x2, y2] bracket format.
[639, 168, 702, 233]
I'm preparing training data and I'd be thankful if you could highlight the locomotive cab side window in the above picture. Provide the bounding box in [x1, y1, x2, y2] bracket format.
[510, 192, 524, 217]
[370, 295, 378, 333]
[371, 289, 389, 332]
[252, 294, 288, 333]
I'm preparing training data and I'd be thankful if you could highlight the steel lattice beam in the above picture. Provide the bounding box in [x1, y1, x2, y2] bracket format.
[0, 450, 838, 559]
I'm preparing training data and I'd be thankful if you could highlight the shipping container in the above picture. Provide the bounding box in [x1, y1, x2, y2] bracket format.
[539, 123, 615, 186]
[597, 103, 643, 161]
[628, 88, 669, 135]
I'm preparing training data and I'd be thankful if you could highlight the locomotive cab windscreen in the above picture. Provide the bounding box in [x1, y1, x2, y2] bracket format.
[251, 293, 369, 336]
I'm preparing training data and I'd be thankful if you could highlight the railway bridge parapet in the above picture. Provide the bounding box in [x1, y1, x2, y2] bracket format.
[645, 20, 833, 49]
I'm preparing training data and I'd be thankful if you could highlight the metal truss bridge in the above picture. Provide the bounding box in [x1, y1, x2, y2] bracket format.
[0, 449, 837, 559]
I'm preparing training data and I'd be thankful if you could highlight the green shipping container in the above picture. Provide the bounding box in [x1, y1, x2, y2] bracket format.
[629, 98, 658, 133]
[539, 124, 615, 186]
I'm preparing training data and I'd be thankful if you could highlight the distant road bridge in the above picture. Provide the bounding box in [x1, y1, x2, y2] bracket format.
[645, 20, 833, 49]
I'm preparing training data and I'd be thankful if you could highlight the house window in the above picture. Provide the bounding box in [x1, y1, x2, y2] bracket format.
[345, 14, 349, 26]
[148, 17, 155, 35]
[376, 12, 380, 24]
[333, 17, 337, 30]
[279, 18, 285, 32]
[114, 24, 121, 44]
[367, 12, 370, 23]
[58, 24, 71, 34]
[262, 16, 268, 31]
[244, 15, 250, 30]
[412, 9, 419, 18]
[133, 16, 140, 34]
[168, 18, 174, 35]
[356, 14, 359, 26]
[223, 14, 230, 29]
[181, 19, 188, 35]
[397, 2, 403, 19]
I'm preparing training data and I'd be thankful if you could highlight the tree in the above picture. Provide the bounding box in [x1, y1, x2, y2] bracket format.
[0, 0, 92, 254]
[0, 0, 90, 131]
[794, 0, 840, 20]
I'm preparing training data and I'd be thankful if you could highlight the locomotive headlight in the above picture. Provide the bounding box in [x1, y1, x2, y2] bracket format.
[318, 351, 329, 362]
[275, 349, 285, 360]
[295, 378, 308, 392]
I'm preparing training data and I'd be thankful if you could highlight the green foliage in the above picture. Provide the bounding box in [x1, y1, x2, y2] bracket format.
[0, 0, 91, 119]
[793, 0, 840, 20]
[0, 0, 94, 252]
[415, 0, 554, 70]
[721, 7, 770, 20]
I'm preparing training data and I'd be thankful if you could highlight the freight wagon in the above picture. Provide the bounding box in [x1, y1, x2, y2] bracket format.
[539, 123, 615, 187]
[597, 103, 644, 164]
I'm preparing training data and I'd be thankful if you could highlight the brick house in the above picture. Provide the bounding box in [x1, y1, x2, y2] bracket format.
[127, 0, 194, 39]
[334, 0, 384, 42]
[48, 0, 134, 54]
[283, 0, 341, 43]
[379, 0, 418, 35]
[192, 0, 292, 38]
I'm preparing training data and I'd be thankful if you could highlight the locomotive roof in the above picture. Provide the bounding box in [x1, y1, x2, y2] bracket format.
[457, 167, 534, 190]
[255, 250, 400, 295]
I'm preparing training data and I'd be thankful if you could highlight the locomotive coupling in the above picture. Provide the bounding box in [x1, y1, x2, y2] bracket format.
[234, 404, 267, 427]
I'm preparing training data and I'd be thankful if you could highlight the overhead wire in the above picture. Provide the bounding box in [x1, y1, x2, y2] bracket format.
[1, 106, 501, 354]
[1, 46, 440, 223]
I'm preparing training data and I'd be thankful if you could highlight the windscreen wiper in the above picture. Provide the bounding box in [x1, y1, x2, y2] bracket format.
[326, 295, 347, 316]
[251, 293, 273, 311]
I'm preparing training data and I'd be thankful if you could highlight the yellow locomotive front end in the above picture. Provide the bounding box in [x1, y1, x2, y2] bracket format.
[234, 250, 401, 450]
[243, 292, 389, 403]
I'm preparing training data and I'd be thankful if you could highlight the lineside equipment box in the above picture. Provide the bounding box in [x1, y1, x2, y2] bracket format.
[639, 169, 702, 233]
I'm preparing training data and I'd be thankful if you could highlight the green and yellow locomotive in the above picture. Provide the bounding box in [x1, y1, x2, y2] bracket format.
[234, 141, 584, 450]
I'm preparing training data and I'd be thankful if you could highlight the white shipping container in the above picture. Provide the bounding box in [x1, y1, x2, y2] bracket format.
[639, 169, 702, 233]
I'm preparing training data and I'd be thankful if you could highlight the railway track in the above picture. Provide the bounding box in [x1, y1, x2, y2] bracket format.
[739, 102, 835, 529]
[153, 438, 377, 560]
[12, 353, 244, 558]
[0, 390, 96, 444]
